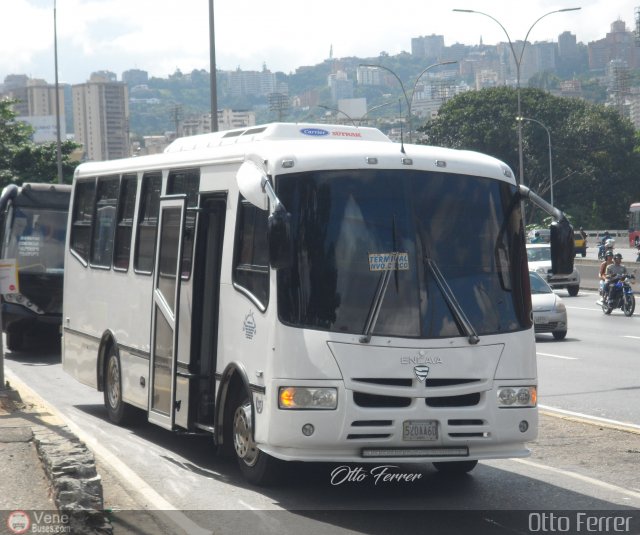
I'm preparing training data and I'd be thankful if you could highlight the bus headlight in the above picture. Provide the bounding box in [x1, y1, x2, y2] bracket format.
[278, 387, 338, 410]
[497, 386, 537, 408]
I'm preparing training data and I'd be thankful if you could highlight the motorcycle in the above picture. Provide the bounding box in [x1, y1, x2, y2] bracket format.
[602, 274, 636, 316]
[598, 238, 615, 260]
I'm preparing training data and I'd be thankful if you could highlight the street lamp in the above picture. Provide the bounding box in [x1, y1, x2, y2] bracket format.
[359, 61, 457, 142]
[318, 101, 394, 126]
[453, 7, 580, 186]
[517, 116, 554, 206]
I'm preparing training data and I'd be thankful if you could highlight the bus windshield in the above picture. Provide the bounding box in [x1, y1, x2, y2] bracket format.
[277, 169, 530, 338]
[2, 206, 67, 274]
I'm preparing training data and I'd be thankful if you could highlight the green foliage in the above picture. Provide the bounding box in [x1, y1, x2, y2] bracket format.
[0, 98, 79, 187]
[420, 87, 640, 229]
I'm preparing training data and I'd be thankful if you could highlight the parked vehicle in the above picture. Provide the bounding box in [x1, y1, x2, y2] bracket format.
[601, 274, 635, 316]
[526, 243, 580, 296]
[529, 271, 567, 340]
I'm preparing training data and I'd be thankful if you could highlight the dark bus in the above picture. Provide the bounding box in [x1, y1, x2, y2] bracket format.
[0, 183, 71, 350]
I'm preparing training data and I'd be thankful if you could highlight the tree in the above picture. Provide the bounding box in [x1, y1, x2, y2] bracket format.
[0, 98, 79, 187]
[419, 87, 640, 228]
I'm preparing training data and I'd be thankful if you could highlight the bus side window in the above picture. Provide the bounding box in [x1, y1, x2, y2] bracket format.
[134, 172, 162, 274]
[70, 180, 97, 263]
[233, 198, 269, 309]
[167, 168, 199, 279]
[90, 176, 119, 268]
[113, 174, 138, 271]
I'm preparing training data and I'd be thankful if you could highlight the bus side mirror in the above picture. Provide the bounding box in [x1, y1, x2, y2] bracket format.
[268, 207, 292, 269]
[236, 161, 269, 211]
[550, 219, 574, 275]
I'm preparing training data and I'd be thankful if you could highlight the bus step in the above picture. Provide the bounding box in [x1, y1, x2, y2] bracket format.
[193, 422, 216, 434]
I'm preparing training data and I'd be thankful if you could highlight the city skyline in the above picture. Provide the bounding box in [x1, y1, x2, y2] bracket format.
[2, 0, 639, 85]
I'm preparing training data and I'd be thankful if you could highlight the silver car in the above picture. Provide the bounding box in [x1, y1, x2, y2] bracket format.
[526, 243, 580, 296]
[530, 271, 568, 340]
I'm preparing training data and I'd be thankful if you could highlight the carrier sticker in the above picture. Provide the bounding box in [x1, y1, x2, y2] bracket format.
[368, 252, 409, 271]
[300, 128, 329, 137]
[242, 310, 257, 340]
[255, 396, 263, 414]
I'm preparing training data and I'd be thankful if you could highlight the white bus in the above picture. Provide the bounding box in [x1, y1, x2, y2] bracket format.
[62, 123, 574, 485]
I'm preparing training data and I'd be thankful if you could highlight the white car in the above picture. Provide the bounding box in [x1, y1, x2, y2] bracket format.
[530, 271, 568, 340]
[526, 243, 580, 296]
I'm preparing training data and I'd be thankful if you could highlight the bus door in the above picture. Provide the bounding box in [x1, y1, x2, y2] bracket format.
[190, 195, 227, 429]
[148, 196, 186, 429]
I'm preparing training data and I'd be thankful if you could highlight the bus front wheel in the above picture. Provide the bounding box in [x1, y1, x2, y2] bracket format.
[104, 346, 137, 425]
[232, 395, 281, 486]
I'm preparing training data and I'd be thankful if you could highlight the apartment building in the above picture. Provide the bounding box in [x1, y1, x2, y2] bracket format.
[72, 73, 129, 161]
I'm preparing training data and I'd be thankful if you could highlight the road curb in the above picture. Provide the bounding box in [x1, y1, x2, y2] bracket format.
[5, 370, 113, 535]
[540, 405, 640, 435]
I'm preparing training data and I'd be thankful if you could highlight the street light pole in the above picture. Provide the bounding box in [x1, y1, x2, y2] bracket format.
[53, 0, 63, 184]
[208, 0, 218, 132]
[453, 8, 580, 187]
[517, 116, 553, 206]
[359, 61, 457, 143]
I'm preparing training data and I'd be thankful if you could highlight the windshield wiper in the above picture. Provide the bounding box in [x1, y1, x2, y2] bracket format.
[360, 252, 397, 344]
[426, 257, 480, 345]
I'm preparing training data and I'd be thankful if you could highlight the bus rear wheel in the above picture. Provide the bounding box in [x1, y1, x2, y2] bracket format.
[5, 329, 24, 351]
[232, 395, 281, 486]
[433, 460, 478, 474]
[104, 346, 137, 425]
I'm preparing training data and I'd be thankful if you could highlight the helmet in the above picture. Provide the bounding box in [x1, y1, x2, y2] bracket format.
[614, 253, 623, 260]
[534, 231, 540, 237]
[605, 250, 614, 258]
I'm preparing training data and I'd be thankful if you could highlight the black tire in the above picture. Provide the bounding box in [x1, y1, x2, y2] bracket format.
[602, 301, 613, 315]
[433, 460, 478, 474]
[623, 295, 635, 317]
[104, 345, 137, 425]
[552, 330, 567, 340]
[232, 395, 281, 486]
[567, 285, 579, 297]
[5, 329, 23, 351]
[581, 252, 586, 257]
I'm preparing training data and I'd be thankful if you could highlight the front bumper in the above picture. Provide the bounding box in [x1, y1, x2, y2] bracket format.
[254, 379, 538, 463]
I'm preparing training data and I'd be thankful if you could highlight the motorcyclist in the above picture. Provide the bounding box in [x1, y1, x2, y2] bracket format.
[604, 253, 628, 305]
[600, 230, 612, 245]
[598, 250, 614, 303]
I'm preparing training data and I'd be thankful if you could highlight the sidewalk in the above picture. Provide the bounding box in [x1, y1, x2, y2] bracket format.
[0, 380, 112, 535]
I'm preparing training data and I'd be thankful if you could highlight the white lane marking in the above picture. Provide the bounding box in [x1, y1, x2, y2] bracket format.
[565, 306, 602, 311]
[510, 458, 640, 501]
[623, 336, 640, 340]
[536, 352, 578, 360]
[540, 404, 640, 433]
[6, 371, 214, 534]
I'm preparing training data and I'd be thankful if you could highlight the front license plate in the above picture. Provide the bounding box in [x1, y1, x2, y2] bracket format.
[403, 420, 438, 441]
[534, 316, 548, 324]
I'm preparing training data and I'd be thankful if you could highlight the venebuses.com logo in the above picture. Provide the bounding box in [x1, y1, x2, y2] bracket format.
[6, 511, 30, 534]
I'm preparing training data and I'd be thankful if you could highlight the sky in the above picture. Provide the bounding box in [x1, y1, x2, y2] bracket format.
[1, 0, 639, 85]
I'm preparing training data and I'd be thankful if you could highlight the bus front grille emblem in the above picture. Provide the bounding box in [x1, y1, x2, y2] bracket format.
[414, 365, 430, 382]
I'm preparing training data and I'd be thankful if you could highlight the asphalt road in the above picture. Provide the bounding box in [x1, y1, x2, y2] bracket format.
[3, 315, 640, 535]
